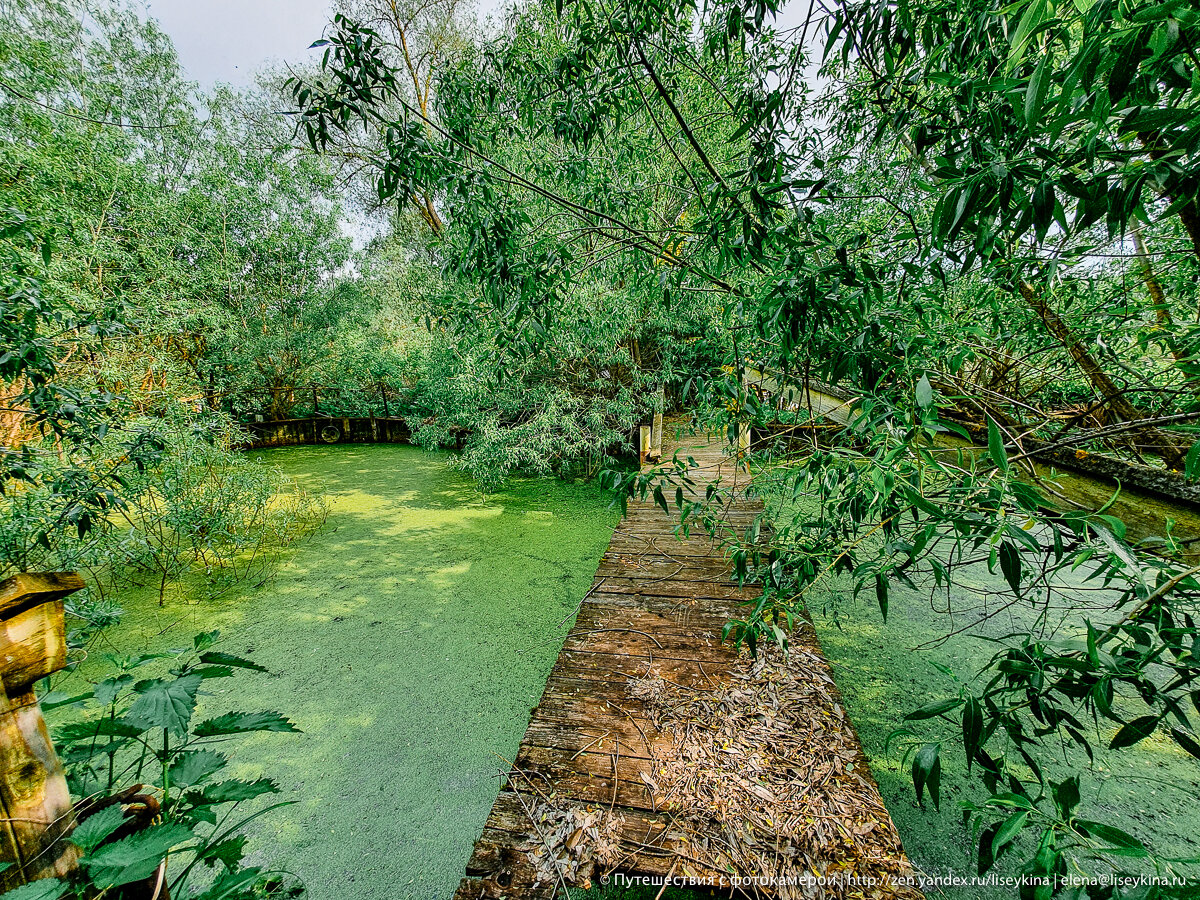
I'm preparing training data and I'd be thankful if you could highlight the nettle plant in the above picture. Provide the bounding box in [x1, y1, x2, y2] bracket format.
[3, 631, 303, 900]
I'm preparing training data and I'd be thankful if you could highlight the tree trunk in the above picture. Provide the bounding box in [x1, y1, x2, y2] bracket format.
[1131, 223, 1194, 375]
[1015, 279, 1186, 469]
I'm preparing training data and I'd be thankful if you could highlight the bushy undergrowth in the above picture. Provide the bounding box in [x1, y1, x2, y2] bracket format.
[0, 412, 328, 606]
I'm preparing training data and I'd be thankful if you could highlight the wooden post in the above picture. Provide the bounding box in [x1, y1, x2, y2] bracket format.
[0, 573, 83, 891]
[639, 425, 651, 467]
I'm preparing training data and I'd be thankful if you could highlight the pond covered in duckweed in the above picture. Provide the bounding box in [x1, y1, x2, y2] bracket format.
[63, 444, 619, 900]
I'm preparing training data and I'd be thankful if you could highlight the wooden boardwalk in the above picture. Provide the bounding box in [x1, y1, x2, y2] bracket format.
[453, 425, 918, 898]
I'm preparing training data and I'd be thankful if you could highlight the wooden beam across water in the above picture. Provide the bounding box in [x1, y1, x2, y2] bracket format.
[453, 425, 921, 899]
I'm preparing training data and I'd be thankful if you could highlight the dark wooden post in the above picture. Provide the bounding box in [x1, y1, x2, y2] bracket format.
[0, 573, 83, 891]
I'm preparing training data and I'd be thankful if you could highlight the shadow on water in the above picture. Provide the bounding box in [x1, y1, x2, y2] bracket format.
[62, 444, 620, 900]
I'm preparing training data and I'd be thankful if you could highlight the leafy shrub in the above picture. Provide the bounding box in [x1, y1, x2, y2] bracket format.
[0, 413, 328, 605]
[0, 632, 303, 900]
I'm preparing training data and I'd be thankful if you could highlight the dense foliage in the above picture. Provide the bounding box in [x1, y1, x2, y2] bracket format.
[4, 0, 1200, 893]
[291, 0, 1200, 891]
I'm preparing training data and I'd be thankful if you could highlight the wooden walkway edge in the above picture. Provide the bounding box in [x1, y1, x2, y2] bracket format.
[453, 427, 920, 898]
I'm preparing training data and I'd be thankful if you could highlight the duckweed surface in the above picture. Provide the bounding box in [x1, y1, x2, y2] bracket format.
[70, 445, 619, 900]
[791, 537, 1200, 898]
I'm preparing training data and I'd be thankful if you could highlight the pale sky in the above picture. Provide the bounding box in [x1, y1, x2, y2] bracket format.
[144, 0, 811, 90]
[144, 0, 506, 89]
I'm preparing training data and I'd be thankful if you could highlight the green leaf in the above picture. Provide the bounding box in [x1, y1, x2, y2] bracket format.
[40, 690, 91, 712]
[0, 879, 66, 900]
[653, 485, 668, 515]
[963, 697, 983, 769]
[1076, 820, 1149, 856]
[193, 867, 270, 900]
[912, 742, 942, 809]
[198, 834, 247, 870]
[998, 541, 1022, 594]
[915, 374, 933, 409]
[194, 631, 220, 652]
[93, 675, 134, 708]
[992, 810, 1028, 858]
[987, 418, 1009, 474]
[1053, 776, 1080, 817]
[170, 750, 228, 787]
[1024, 52, 1051, 125]
[1007, 0, 1050, 66]
[84, 823, 193, 889]
[198, 652, 268, 674]
[875, 572, 889, 622]
[1185, 439, 1200, 480]
[978, 822, 999, 875]
[906, 698, 962, 720]
[71, 804, 127, 854]
[55, 719, 142, 743]
[193, 711, 299, 737]
[1109, 715, 1159, 749]
[1170, 728, 1200, 760]
[125, 674, 202, 736]
[199, 778, 280, 803]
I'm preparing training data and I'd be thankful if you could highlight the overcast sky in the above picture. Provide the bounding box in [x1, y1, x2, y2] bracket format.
[145, 0, 508, 89]
[144, 0, 811, 90]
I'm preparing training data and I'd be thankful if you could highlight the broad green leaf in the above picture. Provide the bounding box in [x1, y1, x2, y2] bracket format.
[915, 374, 933, 409]
[998, 541, 1022, 594]
[71, 804, 126, 854]
[170, 750, 228, 787]
[1185, 439, 1200, 480]
[198, 778, 280, 804]
[0, 879, 65, 900]
[93, 675, 134, 708]
[194, 867, 269, 900]
[1008, 0, 1051, 66]
[125, 674, 202, 736]
[193, 711, 299, 737]
[1024, 51, 1051, 125]
[194, 631, 220, 652]
[84, 823, 194, 889]
[992, 810, 1028, 858]
[198, 834, 248, 870]
[55, 719, 141, 743]
[1053, 776, 1081, 817]
[912, 742, 942, 809]
[875, 572, 888, 621]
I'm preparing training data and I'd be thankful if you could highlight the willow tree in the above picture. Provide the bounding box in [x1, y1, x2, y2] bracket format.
[293, 0, 1200, 889]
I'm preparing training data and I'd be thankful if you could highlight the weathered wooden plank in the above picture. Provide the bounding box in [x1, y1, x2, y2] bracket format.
[458, 425, 919, 898]
[585, 576, 758, 601]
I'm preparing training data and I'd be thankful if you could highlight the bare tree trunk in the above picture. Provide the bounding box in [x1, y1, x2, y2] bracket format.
[1131, 222, 1193, 374]
[1015, 279, 1186, 469]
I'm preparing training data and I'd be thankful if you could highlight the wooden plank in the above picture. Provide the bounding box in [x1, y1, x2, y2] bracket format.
[458, 425, 920, 898]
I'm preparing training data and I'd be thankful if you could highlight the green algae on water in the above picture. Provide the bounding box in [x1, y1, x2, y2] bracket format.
[62, 444, 619, 900]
